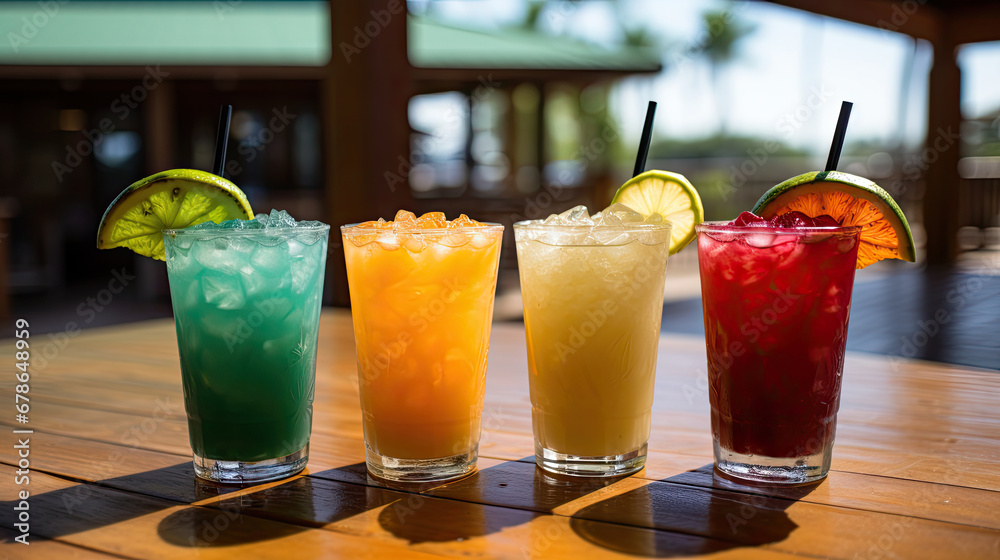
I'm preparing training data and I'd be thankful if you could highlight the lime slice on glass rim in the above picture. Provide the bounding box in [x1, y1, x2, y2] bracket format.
[96, 169, 254, 261]
[611, 170, 704, 255]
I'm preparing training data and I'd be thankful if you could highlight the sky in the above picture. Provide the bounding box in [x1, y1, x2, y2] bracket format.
[412, 0, 1000, 155]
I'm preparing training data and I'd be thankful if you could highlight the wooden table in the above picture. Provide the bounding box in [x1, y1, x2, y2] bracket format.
[3, 309, 999, 559]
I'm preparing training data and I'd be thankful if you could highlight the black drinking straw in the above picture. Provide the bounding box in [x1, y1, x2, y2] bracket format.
[824, 101, 853, 172]
[212, 104, 233, 177]
[632, 100, 657, 177]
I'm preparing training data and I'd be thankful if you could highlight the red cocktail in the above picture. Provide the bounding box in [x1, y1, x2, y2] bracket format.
[696, 212, 861, 483]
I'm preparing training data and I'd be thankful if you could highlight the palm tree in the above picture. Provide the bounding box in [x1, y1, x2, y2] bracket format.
[698, 5, 756, 135]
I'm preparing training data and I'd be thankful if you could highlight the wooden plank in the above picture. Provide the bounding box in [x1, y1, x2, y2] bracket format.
[423, 460, 1000, 560]
[0, 465, 446, 560]
[1, 527, 130, 559]
[6, 392, 1000, 497]
[5, 428, 1000, 560]
[0, 445, 811, 559]
[4, 311, 1000, 557]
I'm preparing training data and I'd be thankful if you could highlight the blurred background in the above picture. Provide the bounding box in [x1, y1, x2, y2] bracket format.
[1, 0, 998, 368]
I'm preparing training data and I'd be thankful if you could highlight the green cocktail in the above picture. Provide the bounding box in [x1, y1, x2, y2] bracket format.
[162, 210, 329, 483]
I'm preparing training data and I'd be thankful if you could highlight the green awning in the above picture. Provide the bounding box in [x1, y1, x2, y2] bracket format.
[0, 1, 331, 65]
[0, 2, 660, 72]
[408, 15, 661, 71]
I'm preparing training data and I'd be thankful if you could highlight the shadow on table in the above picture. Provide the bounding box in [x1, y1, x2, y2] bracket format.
[17, 457, 809, 551]
[570, 464, 816, 557]
[5, 461, 362, 547]
[374, 456, 630, 544]
[160, 459, 574, 547]
[2, 463, 207, 539]
[159, 463, 399, 547]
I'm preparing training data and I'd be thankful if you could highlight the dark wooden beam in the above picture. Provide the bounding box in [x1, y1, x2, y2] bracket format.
[323, 0, 414, 306]
[763, 0, 942, 42]
[922, 29, 962, 265]
[949, 3, 1000, 44]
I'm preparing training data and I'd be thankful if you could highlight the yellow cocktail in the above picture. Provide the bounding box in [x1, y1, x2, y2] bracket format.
[514, 205, 671, 476]
[342, 211, 503, 481]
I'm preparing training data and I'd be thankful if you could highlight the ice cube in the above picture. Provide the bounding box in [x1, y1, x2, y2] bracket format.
[469, 231, 496, 249]
[216, 218, 247, 229]
[744, 233, 778, 248]
[402, 235, 426, 253]
[559, 205, 593, 225]
[192, 237, 243, 275]
[240, 266, 288, 299]
[439, 231, 471, 247]
[416, 212, 446, 228]
[250, 243, 290, 276]
[812, 214, 841, 227]
[593, 203, 643, 227]
[264, 209, 297, 229]
[394, 209, 417, 223]
[731, 211, 770, 227]
[291, 253, 321, 293]
[591, 228, 632, 245]
[375, 233, 400, 251]
[165, 251, 192, 275]
[542, 213, 566, 225]
[448, 214, 478, 228]
[770, 211, 812, 228]
[591, 212, 621, 228]
[186, 220, 221, 231]
[165, 237, 194, 274]
[202, 272, 246, 310]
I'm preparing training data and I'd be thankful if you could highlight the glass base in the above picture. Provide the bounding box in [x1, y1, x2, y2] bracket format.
[713, 439, 832, 484]
[193, 444, 308, 484]
[365, 445, 478, 483]
[535, 442, 647, 477]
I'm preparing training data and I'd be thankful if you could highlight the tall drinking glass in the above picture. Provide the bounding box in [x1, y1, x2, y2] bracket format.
[695, 222, 861, 483]
[341, 222, 504, 482]
[163, 217, 329, 483]
[514, 220, 672, 476]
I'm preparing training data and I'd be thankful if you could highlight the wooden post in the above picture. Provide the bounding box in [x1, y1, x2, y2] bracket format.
[922, 26, 962, 266]
[323, 0, 414, 306]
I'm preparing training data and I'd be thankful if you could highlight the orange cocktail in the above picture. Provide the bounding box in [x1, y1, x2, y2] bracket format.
[341, 211, 503, 482]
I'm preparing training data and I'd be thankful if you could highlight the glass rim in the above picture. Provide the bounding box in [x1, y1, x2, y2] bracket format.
[695, 221, 862, 235]
[340, 222, 504, 235]
[163, 223, 331, 237]
[512, 220, 673, 232]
